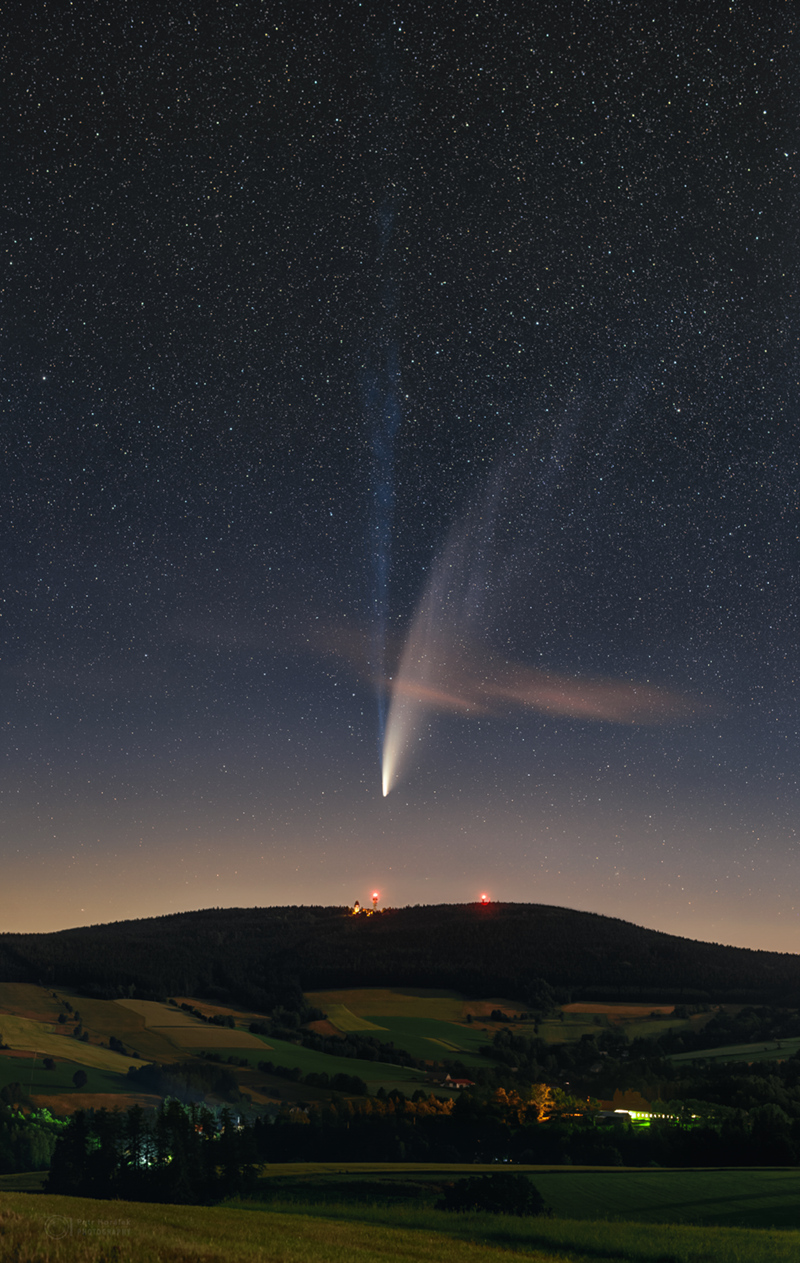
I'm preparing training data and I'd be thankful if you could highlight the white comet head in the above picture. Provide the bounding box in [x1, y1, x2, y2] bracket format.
[381, 521, 477, 797]
[381, 689, 418, 796]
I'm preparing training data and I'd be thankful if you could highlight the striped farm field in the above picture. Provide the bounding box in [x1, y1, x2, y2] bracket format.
[0, 1014, 147, 1072]
[116, 998, 265, 1049]
[115, 998, 202, 1026]
[562, 1002, 675, 1017]
[51, 994, 177, 1063]
[363, 1016, 490, 1063]
[149, 1025, 266, 1049]
[306, 988, 468, 1021]
[323, 1005, 387, 1033]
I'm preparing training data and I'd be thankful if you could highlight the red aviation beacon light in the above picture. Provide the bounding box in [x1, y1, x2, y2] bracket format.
[372, 891, 380, 911]
[480, 893, 490, 905]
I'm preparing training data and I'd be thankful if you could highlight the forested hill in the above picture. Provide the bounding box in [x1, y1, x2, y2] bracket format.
[2, 903, 799, 1010]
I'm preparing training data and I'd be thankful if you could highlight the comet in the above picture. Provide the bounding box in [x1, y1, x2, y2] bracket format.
[380, 479, 704, 796]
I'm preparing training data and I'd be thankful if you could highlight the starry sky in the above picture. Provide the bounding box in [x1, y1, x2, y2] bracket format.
[2, 0, 799, 948]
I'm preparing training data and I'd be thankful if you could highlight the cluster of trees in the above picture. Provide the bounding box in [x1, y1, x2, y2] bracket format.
[14, 1071, 800, 1186]
[169, 1000, 238, 1028]
[127, 1060, 242, 1104]
[436, 1173, 551, 1216]
[257, 1059, 368, 1096]
[250, 1078, 800, 1168]
[0, 1102, 65, 1173]
[630, 1005, 800, 1059]
[46, 1102, 258, 1203]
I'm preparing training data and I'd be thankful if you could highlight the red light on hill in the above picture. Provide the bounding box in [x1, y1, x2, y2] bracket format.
[480, 893, 489, 904]
[372, 892, 379, 901]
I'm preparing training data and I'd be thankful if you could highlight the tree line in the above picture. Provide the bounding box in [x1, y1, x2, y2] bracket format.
[46, 1101, 258, 1203]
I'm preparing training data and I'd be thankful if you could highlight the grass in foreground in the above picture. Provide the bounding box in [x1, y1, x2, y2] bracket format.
[252, 1164, 800, 1230]
[2, 1189, 800, 1263]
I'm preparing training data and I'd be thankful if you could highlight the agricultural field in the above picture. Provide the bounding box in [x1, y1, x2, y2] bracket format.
[306, 988, 470, 1021]
[671, 1036, 800, 1065]
[306, 990, 774, 1067]
[361, 1015, 491, 1064]
[226, 1033, 428, 1093]
[0, 1053, 133, 1099]
[0, 1012, 147, 1073]
[3, 982, 794, 1118]
[0, 1186, 798, 1263]
[0, 983, 66, 1022]
[306, 989, 720, 1053]
[252, 1163, 800, 1231]
[536, 1002, 712, 1046]
[306, 987, 523, 1064]
[320, 1004, 386, 1032]
[0, 984, 188, 1064]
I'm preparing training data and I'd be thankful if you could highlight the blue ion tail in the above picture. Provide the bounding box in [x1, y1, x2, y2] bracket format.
[367, 336, 402, 783]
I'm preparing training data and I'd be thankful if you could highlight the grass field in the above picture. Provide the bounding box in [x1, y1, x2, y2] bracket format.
[0, 1014, 147, 1072]
[323, 1005, 387, 1033]
[534, 1167, 800, 1229]
[1, 986, 187, 1064]
[62, 995, 176, 1062]
[363, 1016, 490, 1064]
[537, 1012, 610, 1042]
[239, 1034, 428, 1091]
[0, 1052, 135, 1099]
[150, 1025, 267, 1049]
[1, 1187, 798, 1263]
[306, 988, 469, 1021]
[306, 989, 524, 1066]
[252, 1163, 800, 1230]
[562, 1002, 676, 1017]
[116, 998, 266, 1050]
[671, 1036, 800, 1064]
[0, 983, 65, 1022]
[534, 1010, 702, 1045]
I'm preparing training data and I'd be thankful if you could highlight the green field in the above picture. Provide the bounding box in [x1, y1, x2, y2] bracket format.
[252, 1163, 800, 1231]
[1, 1186, 799, 1263]
[671, 1036, 800, 1065]
[0, 1013, 148, 1073]
[323, 1004, 387, 1032]
[0, 983, 65, 1019]
[0, 984, 179, 1064]
[535, 1167, 800, 1229]
[218, 1034, 428, 1091]
[307, 988, 519, 1066]
[537, 1013, 608, 1043]
[307, 988, 469, 1020]
[363, 1015, 491, 1064]
[534, 1011, 699, 1045]
[0, 1053, 135, 1098]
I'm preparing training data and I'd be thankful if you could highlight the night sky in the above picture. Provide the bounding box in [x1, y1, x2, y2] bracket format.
[3, 1, 799, 948]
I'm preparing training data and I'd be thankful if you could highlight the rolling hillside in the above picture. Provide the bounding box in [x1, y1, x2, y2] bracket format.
[2, 903, 799, 1009]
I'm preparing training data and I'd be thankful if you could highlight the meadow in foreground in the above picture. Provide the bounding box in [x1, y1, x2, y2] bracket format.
[1, 1190, 800, 1263]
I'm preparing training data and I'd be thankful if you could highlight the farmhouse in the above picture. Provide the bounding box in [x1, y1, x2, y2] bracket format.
[427, 1073, 475, 1090]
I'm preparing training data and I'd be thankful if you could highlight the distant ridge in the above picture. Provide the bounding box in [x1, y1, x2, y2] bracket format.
[2, 903, 799, 1009]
